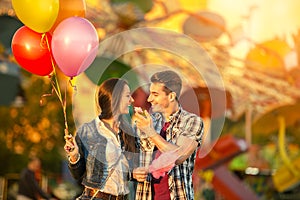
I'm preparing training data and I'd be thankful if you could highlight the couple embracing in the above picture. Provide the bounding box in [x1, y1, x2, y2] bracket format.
[64, 70, 204, 200]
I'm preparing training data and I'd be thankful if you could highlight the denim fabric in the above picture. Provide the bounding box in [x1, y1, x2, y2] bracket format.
[69, 118, 130, 195]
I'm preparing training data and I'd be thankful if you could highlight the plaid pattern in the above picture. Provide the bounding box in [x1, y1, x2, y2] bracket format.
[135, 107, 204, 200]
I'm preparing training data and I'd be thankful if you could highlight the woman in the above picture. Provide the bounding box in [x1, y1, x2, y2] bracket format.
[64, 78, 138, 200]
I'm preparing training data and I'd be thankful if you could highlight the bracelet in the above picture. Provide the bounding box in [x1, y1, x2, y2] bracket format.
[68, 153, 80, 165]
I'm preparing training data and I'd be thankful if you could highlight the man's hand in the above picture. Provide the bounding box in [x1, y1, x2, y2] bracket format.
[133, 167, 149, 182]
[134, 108, 157, 138]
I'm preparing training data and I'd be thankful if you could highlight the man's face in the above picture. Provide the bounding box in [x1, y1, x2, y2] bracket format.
[147, 82, 171, 113]
[31, 159, 41, 172]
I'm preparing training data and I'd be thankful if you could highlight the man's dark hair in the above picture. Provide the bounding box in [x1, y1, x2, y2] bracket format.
[150, 70, 182, 99]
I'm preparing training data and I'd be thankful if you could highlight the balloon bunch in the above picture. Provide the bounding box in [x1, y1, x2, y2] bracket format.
[11, 0, 99, 134]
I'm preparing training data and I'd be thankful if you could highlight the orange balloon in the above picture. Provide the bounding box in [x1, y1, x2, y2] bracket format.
[49, 0, 86, 34]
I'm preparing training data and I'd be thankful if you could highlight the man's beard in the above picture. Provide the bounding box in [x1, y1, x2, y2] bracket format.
[151, 104, 165, 113]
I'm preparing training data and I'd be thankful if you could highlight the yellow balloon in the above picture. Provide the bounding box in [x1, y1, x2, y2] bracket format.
[12, 0, 59, 33]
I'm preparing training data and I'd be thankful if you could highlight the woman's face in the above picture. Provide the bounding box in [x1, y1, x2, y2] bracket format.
[119, 84, 134, 114]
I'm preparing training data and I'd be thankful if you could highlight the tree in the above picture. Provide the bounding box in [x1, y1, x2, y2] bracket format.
[0, 69, 75, 175]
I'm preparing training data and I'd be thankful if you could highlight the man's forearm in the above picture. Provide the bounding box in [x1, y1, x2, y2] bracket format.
[150, 134, 199, 164]
[149, 133, 178, 152]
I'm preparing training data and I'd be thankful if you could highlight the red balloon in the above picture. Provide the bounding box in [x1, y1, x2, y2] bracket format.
[11, 26, 53, 76]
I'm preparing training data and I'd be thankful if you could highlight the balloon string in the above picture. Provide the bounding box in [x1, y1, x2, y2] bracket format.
[39, 87, 55, 106]
[43, 34, 62, 97]
[63, 80, 69, 134]
[69, 79, 77, 93]
[40, 33, 48, 50]
[42, 34, 70, 136]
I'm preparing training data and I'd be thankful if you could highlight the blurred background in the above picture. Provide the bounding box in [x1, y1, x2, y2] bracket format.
[1, 0, 300, 199]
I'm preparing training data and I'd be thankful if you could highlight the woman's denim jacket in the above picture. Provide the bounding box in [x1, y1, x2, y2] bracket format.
[68, 119, 129, 189]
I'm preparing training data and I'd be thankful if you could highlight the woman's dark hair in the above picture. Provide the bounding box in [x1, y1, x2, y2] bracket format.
[119, 114, 139, 155]
[95, 78, 128, 119]
[95, 78, 138, 155]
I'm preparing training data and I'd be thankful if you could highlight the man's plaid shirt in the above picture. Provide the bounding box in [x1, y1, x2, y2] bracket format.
[135, 106, 204, 200]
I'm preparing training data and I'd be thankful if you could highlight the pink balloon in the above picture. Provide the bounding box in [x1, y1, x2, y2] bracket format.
[51, 17, 99, 78]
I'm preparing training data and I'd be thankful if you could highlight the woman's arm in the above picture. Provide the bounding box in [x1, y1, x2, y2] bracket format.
[64, 133, 86, 180]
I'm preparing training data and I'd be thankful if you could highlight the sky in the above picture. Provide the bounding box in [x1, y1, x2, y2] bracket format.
[207, 0, 300, 58]
[84, 0, 300, 47]
[209, 0, 300, 41]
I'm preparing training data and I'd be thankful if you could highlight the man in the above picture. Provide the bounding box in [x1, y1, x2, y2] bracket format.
[133, 70, 204, 200]
[17, 157, 53, 200]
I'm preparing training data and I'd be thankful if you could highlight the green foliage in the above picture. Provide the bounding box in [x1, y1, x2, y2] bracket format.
[220, 116, 246, 139]
[0, 70, 75, 175]
[111, 0, 153, 13]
